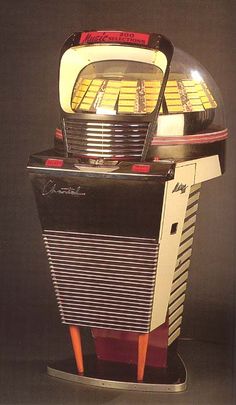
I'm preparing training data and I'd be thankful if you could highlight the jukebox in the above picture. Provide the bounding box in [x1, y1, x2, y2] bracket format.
[28, 31, 227, 391]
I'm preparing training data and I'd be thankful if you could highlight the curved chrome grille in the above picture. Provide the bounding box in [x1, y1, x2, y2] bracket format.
[64, 118, 149, 159]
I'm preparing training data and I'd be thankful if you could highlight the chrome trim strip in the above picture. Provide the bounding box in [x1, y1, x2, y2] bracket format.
[61, 314, 150, 326]
[47, 353, 187, 392]
[53, 281, 153, 295]
[45, 243, 157, 254]
[62, 319, 149, 332]
[44, 230, 156, 242]
[28, 166, 161, 177]
[60, 308, 151, 321]
[51, 264, 155, 276]
[52, 274, 155, 287]
[49, 259, 156, 271]
[60, 302, 152, 313]
[52, 269, 155, 281]
[57, 292, 152, 305]
[47, 251, 157, 264]
[52, 273, 155, 286]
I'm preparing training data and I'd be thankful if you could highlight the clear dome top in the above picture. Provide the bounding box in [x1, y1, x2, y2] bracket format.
[156, 47, 225, 136]
[60, 40, 226, 137]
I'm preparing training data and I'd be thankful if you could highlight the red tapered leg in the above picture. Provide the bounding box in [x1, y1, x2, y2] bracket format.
[69, 325, 84, 375]
[137, 333, 149, 382]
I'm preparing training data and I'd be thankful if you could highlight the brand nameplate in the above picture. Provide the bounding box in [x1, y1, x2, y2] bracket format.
[42, 180, 86, 198]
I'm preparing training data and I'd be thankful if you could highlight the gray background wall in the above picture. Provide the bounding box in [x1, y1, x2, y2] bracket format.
[0, 0, 235, 403]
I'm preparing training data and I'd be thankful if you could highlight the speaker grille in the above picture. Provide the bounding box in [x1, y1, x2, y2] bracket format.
[43, 230, 158, 333]
[63, 118, 149, 159]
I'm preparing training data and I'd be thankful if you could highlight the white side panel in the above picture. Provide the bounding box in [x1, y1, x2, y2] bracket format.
[194, 155, 221, 182]
[178, 155, 222, 183]
[166, 183, 201, 345]
[150, 164, 195, 330]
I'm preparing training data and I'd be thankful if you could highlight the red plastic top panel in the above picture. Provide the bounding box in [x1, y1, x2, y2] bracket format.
[80, 31, 150, 46]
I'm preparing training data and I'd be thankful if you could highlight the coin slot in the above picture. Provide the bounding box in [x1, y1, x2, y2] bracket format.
[171, 222, 178, 235]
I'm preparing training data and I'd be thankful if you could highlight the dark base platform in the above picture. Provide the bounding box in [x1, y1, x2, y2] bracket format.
[47, 353, 187, 392]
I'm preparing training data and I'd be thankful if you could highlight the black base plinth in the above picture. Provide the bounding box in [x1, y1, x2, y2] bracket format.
[47, 353, 187, 392]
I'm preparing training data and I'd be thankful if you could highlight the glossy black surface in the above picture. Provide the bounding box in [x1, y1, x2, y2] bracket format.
[29, 170, 165, 237]
[28, 150, 174, 237]
[28, 149, 175, 179]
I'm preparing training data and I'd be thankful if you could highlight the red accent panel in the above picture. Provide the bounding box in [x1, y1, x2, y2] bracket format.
[151, 129, 228, 146]
[92, 320, 169, 369]
[80, 31, 150, 46]
[45, 158, 64, 168]
[131, 164, 151, 173]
